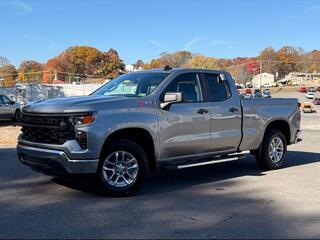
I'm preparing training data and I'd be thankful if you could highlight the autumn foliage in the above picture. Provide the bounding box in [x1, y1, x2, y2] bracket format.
[18, 60, 44, 83]
[143, 47, 320, 82]
[42, 46, 125, 83]
[0, 45, 319, 86]
[0, 64, 17, 87]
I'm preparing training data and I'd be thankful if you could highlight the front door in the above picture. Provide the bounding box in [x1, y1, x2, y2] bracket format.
[158, 72, 211, 160]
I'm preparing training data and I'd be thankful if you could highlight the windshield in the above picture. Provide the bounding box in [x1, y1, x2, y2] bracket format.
[93, 72, 169, 97]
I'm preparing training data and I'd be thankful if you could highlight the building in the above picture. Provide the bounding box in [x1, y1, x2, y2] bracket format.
[125, 64, 143, 72]
[284, 72, 320, 85]
[252, 73, 275, 88]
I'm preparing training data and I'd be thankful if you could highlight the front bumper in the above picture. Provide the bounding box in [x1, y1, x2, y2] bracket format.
[17, 144, 99, 175]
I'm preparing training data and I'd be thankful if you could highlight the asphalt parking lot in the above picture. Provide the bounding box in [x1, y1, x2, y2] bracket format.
[0, 129, 319, 239]
[273, 91, 320, 115]
[1, 91, 320, 239]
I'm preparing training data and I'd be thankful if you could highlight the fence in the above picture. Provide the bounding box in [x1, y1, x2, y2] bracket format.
[0, 83, 101, 104]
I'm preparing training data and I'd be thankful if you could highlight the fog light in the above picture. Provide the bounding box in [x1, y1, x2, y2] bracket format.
[75, 130, 88, 149]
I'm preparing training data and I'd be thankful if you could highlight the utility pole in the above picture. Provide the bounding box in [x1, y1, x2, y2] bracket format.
[259, 61, 263, 92]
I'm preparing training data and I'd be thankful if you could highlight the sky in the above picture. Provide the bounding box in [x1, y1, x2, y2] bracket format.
[0, 0, 320, 67]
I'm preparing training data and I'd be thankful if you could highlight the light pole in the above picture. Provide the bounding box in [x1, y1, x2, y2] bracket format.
[259, 61, 263, 92]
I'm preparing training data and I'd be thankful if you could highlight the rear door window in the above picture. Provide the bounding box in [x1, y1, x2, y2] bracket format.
[203, 73, 231, 102]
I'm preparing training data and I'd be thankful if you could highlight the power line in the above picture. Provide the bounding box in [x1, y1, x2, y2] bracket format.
[0, 60, 319, 77]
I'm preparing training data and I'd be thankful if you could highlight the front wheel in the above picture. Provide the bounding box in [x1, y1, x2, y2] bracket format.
[95, 139, 148, 197]
[13, 109, 21, 122]
[255, 129, 287, 170]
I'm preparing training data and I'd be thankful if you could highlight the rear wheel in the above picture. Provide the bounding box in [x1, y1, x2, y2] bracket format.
[95, 139, 148, 197]
[255, 129, 287, 170]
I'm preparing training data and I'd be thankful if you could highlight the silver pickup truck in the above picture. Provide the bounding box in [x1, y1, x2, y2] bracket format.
[17, 68, 301, 196]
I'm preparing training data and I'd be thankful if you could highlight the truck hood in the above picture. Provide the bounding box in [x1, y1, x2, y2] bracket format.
[23, 95, 130, 114]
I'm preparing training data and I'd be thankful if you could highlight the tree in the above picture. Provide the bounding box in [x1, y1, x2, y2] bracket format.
[144, 51, 193, 69]
[64, 46, 101, 75]
[303, 50, 320, 72]
[171, 51, 192, 67]
[0, 64, 17, 87]
[18, 60, 44, 83]
[143, 58, 170, 69]
[135, 59, 144, 69]
[44, 46, 125, 81]
[186, 55, 219, 69]
[0, 56, 10, 68]
[95, 49, 125, 79]
[218, 58, 233, 69]
[42, 58, 62, 84]
[276, 46, 303, 78]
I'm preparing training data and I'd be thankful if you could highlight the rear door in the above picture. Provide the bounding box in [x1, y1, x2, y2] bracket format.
[202, 73, 242, 152]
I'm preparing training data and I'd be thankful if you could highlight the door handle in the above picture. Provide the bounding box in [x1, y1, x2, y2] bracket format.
[229, 107, 239, 113]
[197, 108, 209, 114]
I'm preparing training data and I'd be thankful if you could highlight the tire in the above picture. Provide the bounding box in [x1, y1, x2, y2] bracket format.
[13, 109, 21, 122]
[255, 129, 287, 170]
[95, 139, 148, 197]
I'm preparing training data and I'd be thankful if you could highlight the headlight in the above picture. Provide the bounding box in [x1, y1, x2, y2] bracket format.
[70, 113, 96, 126]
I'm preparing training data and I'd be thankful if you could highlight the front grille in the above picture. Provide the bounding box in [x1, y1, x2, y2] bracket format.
[20, 113, 75, 145]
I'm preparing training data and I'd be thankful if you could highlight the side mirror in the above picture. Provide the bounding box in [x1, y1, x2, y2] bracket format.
[217, 73, 226, 83]
[160, 92, 183, 108]
[10, 101, 15, 105]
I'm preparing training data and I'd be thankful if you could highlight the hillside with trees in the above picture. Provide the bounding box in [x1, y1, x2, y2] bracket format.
[0, 45, 319, 86]
[143, 46, 319, 83]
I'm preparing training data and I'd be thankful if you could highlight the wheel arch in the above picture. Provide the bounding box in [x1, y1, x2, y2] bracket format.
[101, 127, 158, 171]
[263, 119, 291, 145]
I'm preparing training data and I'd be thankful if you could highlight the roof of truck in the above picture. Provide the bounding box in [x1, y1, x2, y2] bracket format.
[136, 67, 227, 74]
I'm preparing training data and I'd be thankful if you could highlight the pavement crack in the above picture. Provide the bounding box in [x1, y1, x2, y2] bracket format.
[213, 211, 239, 228]
[212, 200, 273, 229]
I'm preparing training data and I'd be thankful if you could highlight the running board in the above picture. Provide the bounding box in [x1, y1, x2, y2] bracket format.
[162, 152, 247, 170]
[177, 157, 239, 169]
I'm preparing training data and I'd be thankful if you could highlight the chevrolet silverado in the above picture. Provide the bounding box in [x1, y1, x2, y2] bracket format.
[17, 68, 302, 196]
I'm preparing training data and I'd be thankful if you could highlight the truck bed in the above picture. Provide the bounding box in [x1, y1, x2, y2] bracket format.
[239, 98, 300, 151]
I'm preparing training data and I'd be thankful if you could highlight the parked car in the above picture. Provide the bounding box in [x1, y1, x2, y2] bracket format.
[301, 102, 313, 113]
[253, 92, 262, 98]
[0, 95, 22, 121]
[262, 89, 271, 98]
[299, 86, 307, 93]
[306, 92, 315, 99]
[17, 68, 302, 196]
[313, 98, 320, 105]
[308, 87, 316, 92]
[245, 88, 252, 94]
[244, 93, 253, 99]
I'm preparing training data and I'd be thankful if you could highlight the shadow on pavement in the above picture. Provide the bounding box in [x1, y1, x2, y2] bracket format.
[51, 150, 320, 196]
[0, 147, 319, 239]
[0, 119, 19, 127]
